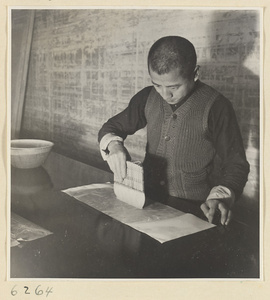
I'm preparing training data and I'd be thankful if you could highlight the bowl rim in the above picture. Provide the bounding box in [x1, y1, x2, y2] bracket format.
[11, 139, 54, 150]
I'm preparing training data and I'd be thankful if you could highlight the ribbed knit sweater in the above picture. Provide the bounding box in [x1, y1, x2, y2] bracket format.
[144, 81, 220, 201]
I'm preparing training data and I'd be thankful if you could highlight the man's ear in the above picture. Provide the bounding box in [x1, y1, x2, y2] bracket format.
[194, 65, 200, 81]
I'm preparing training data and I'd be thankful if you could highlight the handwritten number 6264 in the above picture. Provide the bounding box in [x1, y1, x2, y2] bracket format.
[11, 285, 53, 297]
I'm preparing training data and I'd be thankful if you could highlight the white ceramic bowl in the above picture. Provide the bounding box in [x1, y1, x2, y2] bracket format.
[11, 139, 54, 169]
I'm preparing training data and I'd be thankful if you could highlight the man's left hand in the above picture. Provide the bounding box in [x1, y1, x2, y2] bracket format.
[200, 199, 233, 226]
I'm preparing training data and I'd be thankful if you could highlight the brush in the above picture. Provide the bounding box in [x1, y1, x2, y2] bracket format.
[113, 161, 145, 209]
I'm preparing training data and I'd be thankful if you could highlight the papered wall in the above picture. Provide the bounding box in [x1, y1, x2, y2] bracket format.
[18, 9, 260, 207]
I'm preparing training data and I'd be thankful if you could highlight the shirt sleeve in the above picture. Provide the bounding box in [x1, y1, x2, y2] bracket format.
[208, 96, 250, 199]
[98, 86, 152, 151]
[206, 185, 235, 206]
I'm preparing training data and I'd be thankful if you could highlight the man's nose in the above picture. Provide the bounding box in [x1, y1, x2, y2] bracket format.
[160, 87, 172, 100]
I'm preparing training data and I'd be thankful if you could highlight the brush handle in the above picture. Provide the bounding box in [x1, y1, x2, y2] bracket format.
[114, 161, 144, 192]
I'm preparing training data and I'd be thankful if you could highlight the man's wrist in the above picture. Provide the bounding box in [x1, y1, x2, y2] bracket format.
[107, 140, 123, 152]
[206, 185, 235, 208]
[99, 133, 124, 161]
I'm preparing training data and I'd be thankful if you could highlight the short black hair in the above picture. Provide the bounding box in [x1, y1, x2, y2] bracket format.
[148, 36, 197, 79]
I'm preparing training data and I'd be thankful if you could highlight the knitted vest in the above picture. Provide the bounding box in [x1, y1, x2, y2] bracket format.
[144, 81, 219, 201]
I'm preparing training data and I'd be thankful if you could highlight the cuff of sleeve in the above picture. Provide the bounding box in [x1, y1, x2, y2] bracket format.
[206, 185, 235, 203]
[99, 133, 124, 161]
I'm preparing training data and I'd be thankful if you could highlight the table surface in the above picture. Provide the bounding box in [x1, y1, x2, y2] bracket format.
[10, 152, 260, 279]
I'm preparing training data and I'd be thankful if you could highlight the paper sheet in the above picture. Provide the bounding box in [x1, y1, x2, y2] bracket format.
[63, 183, 215, 243]
[11, 212, 53, 247]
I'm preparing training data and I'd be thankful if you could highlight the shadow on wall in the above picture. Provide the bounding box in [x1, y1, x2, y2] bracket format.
[203, 10, 260, 210]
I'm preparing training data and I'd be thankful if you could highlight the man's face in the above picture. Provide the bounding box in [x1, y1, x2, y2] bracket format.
[149, 67, 195, 105]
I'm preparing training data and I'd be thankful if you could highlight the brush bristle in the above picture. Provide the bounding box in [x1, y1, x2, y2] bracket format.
[114, 182, 145, 209]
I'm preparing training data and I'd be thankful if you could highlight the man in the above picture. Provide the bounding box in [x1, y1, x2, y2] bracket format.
[98, 36, 249, 226]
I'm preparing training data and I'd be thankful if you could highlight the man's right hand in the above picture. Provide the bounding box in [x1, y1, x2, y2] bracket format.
[107, 141, 128, 182]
